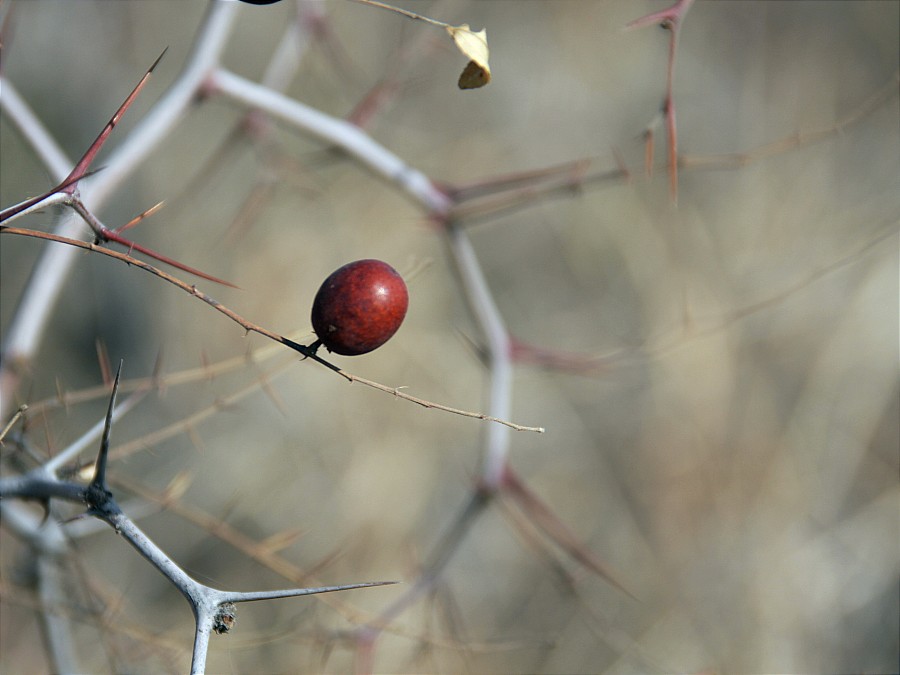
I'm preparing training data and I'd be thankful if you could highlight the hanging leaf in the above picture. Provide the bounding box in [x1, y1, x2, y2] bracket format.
[446, 24, 491, 89]
[354, 2, 493, 89]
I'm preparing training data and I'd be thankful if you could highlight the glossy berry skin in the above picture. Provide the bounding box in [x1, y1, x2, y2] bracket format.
[311, 259, 408, 356]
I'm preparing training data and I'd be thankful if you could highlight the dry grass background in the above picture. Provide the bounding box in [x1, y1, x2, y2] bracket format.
[1, 1, 898, 673]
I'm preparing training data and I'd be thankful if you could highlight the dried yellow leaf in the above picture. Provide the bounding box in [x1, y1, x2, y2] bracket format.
[446, 24, 491, 89]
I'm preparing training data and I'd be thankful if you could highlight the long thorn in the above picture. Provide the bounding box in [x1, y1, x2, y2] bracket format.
[62, 49, 169, 192]
[92, 360, 124, 488]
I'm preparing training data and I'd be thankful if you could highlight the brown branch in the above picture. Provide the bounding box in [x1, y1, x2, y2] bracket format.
[626, 0, 696, 204]
[447, 70, 897, 229]
[0, 226, 544, 434]
[0, 405, 28, 444]
[68, 199, 238, 288]
[23, 334, 304, 417]
[502, 466, 637, 600]
[337, 373, 544, 433]
[681, 69, 900, 170]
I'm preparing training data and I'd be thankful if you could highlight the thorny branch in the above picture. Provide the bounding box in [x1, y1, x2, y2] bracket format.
[0, 226, 544, 434]
[0, 362, 398, 674]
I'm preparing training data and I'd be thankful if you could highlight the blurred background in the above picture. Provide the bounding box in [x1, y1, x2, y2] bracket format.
[1, 1, 897, 673]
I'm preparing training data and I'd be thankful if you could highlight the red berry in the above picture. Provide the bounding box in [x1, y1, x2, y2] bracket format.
[310, 259, 409, 356]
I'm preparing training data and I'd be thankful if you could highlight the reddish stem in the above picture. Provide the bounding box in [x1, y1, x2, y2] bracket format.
[61, 49, 168, 194]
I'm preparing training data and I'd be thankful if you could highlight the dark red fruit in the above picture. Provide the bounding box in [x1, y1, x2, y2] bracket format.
[310, 259, 409, 356]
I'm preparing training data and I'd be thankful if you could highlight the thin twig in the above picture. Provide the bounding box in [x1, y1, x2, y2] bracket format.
[350, 0, 452, 29]
[68, 198, 237, 287]
[0, 227, 544, 434]
[0, 405, 28, 444]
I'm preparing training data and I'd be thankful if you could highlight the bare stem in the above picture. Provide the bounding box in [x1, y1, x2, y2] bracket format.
[0, 227, 544, 434]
